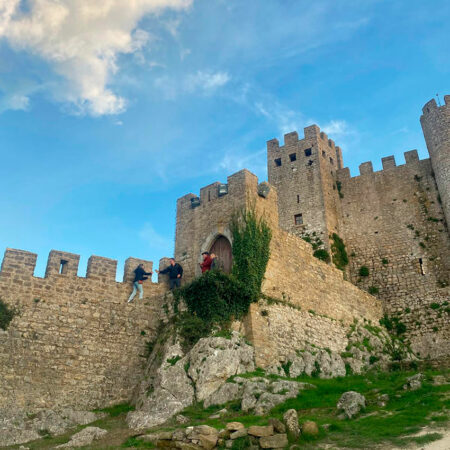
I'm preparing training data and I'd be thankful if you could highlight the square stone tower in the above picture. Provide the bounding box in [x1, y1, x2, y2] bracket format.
[267, 126, 344, 251]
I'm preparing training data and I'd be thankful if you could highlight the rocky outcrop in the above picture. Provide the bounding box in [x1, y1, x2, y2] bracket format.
[204, 376, 314, 414]
[56, 426, 107, 448]
[128, 331, 255, 430]
[0, 408, 105, 447]
[188, 333, 255, 401]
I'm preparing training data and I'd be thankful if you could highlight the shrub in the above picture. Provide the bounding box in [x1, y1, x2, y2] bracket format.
[0, 299, 17, 330]
[382, 258, 389, 265]
[313, 249, 331, 263]
[359, 266, 369, 277]
[430, 303, 440, 310]
[368, 286, 379, 295]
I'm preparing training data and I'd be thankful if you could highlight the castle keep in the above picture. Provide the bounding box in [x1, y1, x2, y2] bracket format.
[0, 96, 448, 414]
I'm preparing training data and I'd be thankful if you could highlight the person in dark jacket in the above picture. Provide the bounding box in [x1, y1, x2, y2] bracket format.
[200, 252, 212, 273]
[156, 258, 183, 290]
[128, 264, 153, 303]
[210, 253, 221, 271]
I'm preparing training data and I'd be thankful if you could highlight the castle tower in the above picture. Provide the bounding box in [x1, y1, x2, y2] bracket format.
[267, 126, 344, 249]
[420, 95, 450, 232]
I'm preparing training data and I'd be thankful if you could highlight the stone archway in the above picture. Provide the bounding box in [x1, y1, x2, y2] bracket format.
[210, 235, 232, 273]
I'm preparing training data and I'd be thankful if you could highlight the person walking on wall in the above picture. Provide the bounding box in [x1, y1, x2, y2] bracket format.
[156, 258, 183, 290]
[128, 263, 153, 303]
[200, 251, 213, 273]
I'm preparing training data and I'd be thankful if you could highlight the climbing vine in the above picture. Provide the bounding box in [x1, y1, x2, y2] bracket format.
[230, 207, 272, 302]
[330, 233, 348, 271]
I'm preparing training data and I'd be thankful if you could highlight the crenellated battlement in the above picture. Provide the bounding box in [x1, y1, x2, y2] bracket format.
[267, 124, 341, 151]
[176, 169, 263, 213]
[0, 247, 161, 285]
[336, 149, 428, 180]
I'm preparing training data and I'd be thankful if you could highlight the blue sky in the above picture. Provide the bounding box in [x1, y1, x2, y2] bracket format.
[0, 0, 449, 280]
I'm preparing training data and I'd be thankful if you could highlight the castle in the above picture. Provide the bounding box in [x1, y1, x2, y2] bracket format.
[0, 96, 448, 414]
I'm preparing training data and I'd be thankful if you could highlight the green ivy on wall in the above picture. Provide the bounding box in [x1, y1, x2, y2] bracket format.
[330, 233, 349, 271]
[230, 207, 272, 302]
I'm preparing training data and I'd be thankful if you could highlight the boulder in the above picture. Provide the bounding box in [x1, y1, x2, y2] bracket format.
[230, 429, 248, 439]
[301, 420, 319, 436]
[259, 433, 289, 448]
[248, 425, 274, 437]
[56, 426, 107, 448]
[268, 418, 286, 433]
[337, 391, 366, 419]
[226, 422, 245, 431]
[283, 409, 300, 440]
[403, 373, 424, 391]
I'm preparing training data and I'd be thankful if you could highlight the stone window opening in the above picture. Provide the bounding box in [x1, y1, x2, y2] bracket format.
[297, 194, 300, 203]
[304, 148, 312, 157]
[289, 153, 297, 162]
[419, 258, 425, 275]
[275, 158, 282, 167]
[322, 151, 326, 158]
[59, 260, 68, 274]
[294, 213, 303, 225]
[208, 191, 211, 201]
[329, 157, 334, 165]
[308, 160, 313, 166]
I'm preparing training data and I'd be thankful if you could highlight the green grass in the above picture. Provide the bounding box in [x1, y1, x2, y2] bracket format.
[5, 371, 448, 450]
[176, 369, 449, 449]
[94, 403, 135, 417]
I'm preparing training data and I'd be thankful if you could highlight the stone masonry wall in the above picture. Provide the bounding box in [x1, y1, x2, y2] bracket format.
[0, 248, 168, 412]
[262, 228, 382, 326]
[243, 302, 350, 368]
[175, 169, 382, 344]
[336, 154, 450, 358]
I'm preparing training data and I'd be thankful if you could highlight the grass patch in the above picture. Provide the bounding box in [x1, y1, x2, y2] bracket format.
[94, 403, 135, 417]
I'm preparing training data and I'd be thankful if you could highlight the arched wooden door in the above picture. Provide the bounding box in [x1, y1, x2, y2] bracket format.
[210, 236, 232, 273]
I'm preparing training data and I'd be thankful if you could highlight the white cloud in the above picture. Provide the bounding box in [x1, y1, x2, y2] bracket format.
[185, 70, 230, 92]
[321, 120, 350, 137]
[0, 0, 193, 115]
[154, 70, 230, 99]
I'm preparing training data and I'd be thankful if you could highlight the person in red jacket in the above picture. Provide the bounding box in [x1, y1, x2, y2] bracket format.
[200, 251, 213, 273]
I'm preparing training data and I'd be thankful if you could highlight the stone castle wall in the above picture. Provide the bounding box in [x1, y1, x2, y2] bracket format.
[267, 97, 450, 359]
[0, 248, 168, 412]
[337, 153, 450, 358]
[175, 169, 382, 332]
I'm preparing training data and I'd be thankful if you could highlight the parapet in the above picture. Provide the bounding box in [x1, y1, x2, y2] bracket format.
[176, 169, 261, 212]
[0, 248, 155, 284]
[421, 95, 450, 116]
[1, 248, 37, 276]
[339, 150, 428, 179]
[381, 155, 396, 170]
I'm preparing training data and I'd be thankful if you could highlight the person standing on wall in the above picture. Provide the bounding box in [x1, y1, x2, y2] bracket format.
[156, 258, 183, 290]
[210, 253, 221, 271]
[200, 251, 213, 273]
[128, 263, 153, 303]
